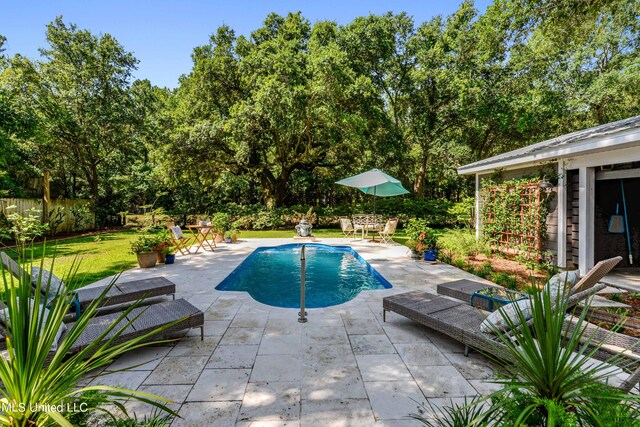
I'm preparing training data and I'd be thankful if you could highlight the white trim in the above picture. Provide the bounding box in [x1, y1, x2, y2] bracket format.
[578, 167, 595, 275]
[595, 168, 640, 181]
[557, 162, 567, 268]
[475, 174, 482, 240]
[565, 145, 640, 169]
[458, 128, 640, 175]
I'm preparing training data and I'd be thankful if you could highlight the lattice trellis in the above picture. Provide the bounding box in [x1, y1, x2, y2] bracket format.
[481, 181, 545, 258]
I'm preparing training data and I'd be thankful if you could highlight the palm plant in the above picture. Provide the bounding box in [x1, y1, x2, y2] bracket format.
[0, 248, 179, 426]
[481, 283, 640, 426]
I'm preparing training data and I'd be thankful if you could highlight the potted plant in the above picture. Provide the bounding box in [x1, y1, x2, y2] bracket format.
[225, 227, 240, 243]
[405, 239, 421, 259]
[164, 245, 176, 264]
[416, 228, 438, 261]
[211, 212, 230, 243]
[130, 235, 158, 268]
[151, 231, 172, 263]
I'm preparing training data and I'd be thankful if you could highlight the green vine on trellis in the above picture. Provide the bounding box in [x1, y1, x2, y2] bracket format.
[480, 177, 552, 266]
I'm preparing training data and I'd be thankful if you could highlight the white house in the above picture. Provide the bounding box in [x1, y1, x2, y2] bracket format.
[458, 115, 640, 276]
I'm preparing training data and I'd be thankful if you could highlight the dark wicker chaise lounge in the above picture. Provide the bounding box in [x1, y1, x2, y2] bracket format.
[383, 257, 640, 392]
[65, 298, 204, 354]
[1, 252, 176, 318]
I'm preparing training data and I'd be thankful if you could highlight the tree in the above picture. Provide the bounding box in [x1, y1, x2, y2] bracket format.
[171, 13, 378, 208]
[0, 37, 43, 198]
[21, 17, 145, 223]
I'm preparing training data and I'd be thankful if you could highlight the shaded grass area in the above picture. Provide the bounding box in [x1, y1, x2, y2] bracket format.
[1, 228, 410, 287]
[2, 229, 141, 287]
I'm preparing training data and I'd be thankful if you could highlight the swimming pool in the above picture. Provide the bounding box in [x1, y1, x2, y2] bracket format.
[215, 244, 392, 308]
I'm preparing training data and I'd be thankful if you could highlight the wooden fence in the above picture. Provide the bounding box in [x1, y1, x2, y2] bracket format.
[0, 198, 95, 233]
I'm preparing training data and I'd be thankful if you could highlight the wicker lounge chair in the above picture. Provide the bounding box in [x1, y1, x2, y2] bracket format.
[0, 298, 204, 360]
[1, 252, 176, 319]
[382, 257, 640, 392]
[65, 298, 204, 355]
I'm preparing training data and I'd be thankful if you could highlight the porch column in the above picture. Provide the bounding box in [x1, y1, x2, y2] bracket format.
[475, 174, 482, 240]
[578, 166, 595, 274]
[556, 162, 567, 268]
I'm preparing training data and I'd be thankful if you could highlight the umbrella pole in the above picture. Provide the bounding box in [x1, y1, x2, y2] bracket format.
[370, 188, 380, 243]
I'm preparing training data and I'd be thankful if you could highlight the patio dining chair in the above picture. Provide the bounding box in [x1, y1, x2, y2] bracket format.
[352, 214, 367, 240]
[339, 217, 355, 238]
[377, 218, 398, 244]
[169, 225, 192, 255]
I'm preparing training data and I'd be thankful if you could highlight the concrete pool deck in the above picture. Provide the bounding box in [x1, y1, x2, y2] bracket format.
[85, 238, 510, 425]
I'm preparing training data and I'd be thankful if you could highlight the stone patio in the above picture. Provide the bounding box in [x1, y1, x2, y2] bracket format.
[87, 238, 504, 426]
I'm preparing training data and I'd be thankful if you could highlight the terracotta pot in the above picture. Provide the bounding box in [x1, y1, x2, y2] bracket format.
[137, 252, 158, 268]
[156, 252, 166, 264]
[214, 233, 224, 243]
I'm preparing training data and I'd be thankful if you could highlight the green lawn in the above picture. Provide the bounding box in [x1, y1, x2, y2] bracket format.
[1, 228, 409, 287]
[2, 230, 141, 286]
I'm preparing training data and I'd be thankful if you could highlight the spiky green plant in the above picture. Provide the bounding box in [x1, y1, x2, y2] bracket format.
[0, 248, 181, 426]
[409, 396, 489, 427]
[482, 282, 640, 426]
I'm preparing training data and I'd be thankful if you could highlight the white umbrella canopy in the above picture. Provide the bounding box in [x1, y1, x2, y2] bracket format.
[336, 168, 409, 214]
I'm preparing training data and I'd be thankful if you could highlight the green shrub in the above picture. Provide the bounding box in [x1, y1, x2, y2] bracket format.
[252, 211, 284, 230]
[491, 272, 518, 290]
[437, 228, 488, 259]
[475, 262, 494, 279]
[447, 196, 474, 228]
[211, 212, 231, 233]
[404, 218, 431, 241]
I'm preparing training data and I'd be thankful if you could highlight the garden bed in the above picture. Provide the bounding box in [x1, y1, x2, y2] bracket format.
[451, 253, 549, 290]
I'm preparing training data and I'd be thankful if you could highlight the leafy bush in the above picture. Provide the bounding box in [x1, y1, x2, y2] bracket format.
[447, 196, 474, 228]
[475, 262, 494, 279]
[491, 272, 519, 290]
[405, 218, 431, 241]
[437, 228, 488, 259]
[211, 212, 230, 233]
[252, 211, 284, 230]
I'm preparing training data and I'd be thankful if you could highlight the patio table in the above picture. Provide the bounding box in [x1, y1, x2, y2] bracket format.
[186, 224, 217, 253]
[352, 214, 384, 241]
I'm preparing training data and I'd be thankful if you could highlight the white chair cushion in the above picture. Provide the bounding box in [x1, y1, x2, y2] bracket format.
[546, 270, 580, 300]
[480, 270, 580, 334]
[170, 226, 184, 239]
[480, 298, 532, 333]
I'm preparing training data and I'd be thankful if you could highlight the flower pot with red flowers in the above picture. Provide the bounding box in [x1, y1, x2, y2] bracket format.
[415, 228, 439, 261]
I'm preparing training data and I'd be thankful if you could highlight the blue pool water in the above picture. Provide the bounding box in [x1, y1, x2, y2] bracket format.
[215, 244, 392, 308]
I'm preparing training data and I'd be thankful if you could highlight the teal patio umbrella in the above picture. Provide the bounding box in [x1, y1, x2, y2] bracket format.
[336, 168, 410, 214]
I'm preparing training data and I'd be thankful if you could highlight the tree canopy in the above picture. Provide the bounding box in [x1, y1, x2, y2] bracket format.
[1, 0, 639, 224]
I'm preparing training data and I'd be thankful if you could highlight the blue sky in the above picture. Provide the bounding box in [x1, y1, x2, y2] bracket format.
[1, 1, 491, 89]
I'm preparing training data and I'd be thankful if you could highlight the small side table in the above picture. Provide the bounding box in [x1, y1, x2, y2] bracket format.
[470, 288, 528, 312]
